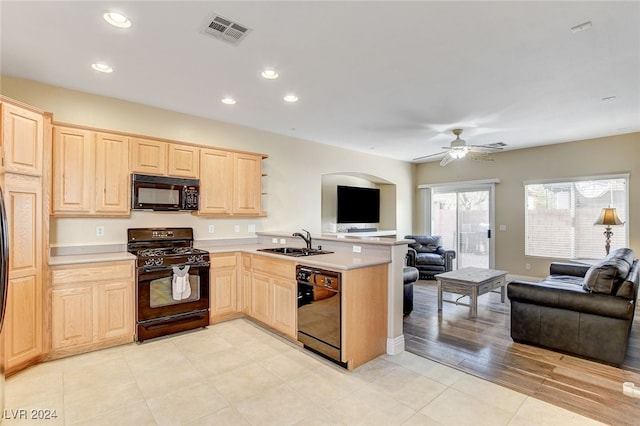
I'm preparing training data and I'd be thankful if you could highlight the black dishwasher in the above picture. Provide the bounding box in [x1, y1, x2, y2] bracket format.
[296, 265, 345, 366]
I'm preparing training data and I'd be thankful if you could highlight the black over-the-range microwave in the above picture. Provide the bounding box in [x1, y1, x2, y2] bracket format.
[131, 174, 200, 211]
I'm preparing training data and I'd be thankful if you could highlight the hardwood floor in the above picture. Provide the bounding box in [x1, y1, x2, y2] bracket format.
[403, 279, 640, 426]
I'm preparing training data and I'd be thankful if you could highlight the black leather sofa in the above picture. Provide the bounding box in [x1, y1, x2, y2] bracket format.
[508, 248, 639, 365]
[405, 235, 456, 279]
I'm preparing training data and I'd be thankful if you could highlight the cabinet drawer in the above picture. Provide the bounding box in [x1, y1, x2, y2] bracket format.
[52, 261, 133, 286]
[252, 255, 295, 279]
[211, 253, 237, 268]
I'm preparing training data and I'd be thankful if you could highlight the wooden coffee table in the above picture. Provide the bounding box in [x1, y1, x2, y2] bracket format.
[435, 267, 508, 318]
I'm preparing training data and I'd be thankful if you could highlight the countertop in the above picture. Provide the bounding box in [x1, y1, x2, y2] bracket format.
[49, 244, 390, 270]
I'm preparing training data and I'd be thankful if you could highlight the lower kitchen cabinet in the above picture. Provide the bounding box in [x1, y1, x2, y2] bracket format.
[210, 253, 241, 323]
[50, 260, 134, 358]
[249, 255, 297, 339]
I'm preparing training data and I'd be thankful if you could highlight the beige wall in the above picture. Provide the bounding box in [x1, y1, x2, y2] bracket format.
[415, 133, 640, 277]
[1, 76, 414, 247]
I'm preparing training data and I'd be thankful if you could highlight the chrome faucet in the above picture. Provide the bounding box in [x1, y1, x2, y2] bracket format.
[292, 229, 312, 249]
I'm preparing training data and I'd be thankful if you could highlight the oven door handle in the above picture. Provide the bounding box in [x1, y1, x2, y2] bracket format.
[140, 262, 209, 273]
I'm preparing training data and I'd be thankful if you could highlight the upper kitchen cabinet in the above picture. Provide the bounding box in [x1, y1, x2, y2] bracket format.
[1, 99, 45, 176]
[130, 137, 199, 178]
[168, 143, 199, 178]
[198, 148, 265, 217]
[53, 125, 130, 216]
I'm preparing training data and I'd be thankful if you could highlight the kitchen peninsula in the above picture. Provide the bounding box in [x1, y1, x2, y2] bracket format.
[47, 231, 410, 371]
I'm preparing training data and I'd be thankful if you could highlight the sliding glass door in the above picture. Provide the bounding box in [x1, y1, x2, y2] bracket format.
[431, 184, 495, 269]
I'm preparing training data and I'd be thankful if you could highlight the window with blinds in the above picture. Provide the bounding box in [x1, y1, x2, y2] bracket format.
[524, 176, 628, 259]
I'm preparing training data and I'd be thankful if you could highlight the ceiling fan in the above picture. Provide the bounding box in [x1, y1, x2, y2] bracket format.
[413, 129, 505, 166]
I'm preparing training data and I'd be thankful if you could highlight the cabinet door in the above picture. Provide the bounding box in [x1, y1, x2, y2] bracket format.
[52, 126, 93, 213]
[250, 272, 272, 325]
[52, 285, 93, 349]
[168, 144, 199, 178]
[1, 102, 44, 176]
[96, 281, 134, 341]
[272, 278, 297, 338]
[210, 267, 237, 319]
[199, 148, 233, 214]
[233, 153, 262, 215]
[95, 132, 130, 214]
[1, 174, 43, 371]
[130, 137, 167, 175]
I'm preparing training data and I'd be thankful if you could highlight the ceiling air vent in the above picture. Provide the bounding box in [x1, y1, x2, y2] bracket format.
[204, 14, 251, 46]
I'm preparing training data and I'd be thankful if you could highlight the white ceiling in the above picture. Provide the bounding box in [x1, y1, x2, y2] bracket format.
[2, 1, 639, 163]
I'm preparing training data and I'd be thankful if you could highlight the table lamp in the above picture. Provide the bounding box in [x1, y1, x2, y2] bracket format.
[593, 207, 623, 255]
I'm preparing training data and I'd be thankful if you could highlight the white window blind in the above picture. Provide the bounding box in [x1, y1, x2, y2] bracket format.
[524, 176, 628, 259]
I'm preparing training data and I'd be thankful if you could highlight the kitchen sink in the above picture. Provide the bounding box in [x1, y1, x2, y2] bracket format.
[257, 247, 333, 257]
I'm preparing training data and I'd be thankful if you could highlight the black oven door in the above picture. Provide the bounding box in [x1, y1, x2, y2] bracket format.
[136, 263, 209, 341]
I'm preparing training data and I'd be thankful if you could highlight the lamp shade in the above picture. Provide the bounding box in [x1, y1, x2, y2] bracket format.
[594, 207, 624, 226]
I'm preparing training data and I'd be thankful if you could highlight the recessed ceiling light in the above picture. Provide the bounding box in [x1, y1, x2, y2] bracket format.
[283, 94, 299, 103]
[103, 12, 132, 29]
[261, 69, 279, 80]
[91, 63, 113, 73]
[221, 97, 237, 105]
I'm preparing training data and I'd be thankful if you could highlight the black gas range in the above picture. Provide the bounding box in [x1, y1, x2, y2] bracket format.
[127, 228, 210, 341]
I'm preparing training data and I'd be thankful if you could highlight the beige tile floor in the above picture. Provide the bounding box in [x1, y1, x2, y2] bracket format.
[4, 318, 605, 426]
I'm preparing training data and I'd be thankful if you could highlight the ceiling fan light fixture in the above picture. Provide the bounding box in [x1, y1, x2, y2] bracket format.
[450, 148, 467, 159]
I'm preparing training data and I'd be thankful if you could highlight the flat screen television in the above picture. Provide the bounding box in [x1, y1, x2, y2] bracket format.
[336, 185, 380, 224]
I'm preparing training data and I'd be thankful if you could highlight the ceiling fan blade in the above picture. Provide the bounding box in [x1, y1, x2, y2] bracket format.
[467, 145, 502, 153]
[466, 151, 495, 161]
[439, 153, 456, 166]
[413, 151, 448, 161]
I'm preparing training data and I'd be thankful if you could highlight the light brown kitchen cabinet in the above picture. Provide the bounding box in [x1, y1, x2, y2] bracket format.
[0, 97, 47, 377]
[130, 137, 167, 175]
[168, 143, 199, 178]
[52, 126, 92, 213]
[52, 125, 130, 216]
[210, 253, 241, 323]
[0, 173, 44, 375]
[198, 148, 264, 216]
[271, 276, 297, 338]
[94, 132, 130, 214]
[341, 264, 388, 370]
[249, 255, 296, 339]
[50, 261, 134, 358]
[1, 101, 44, 176]
[130, 137, 199, 178]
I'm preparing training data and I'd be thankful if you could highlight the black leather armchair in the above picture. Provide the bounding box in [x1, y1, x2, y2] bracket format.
[405, 235, 456, 279]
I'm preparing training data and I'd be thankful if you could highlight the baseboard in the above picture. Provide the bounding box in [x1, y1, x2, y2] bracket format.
[386, 334, 405, 355]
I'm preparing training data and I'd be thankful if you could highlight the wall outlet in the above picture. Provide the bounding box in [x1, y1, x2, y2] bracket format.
[499, 224, 507, 231]
[208, 225, 215, 233]
[272, 237, 278, 244]
[96, 226, 105, 237]
[280, 238, 286, 244]
[248, 224, 256, 233]
[352, 245, 362, 253]
[234, 225, 240, 233]
[525, 263, 531, 270]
